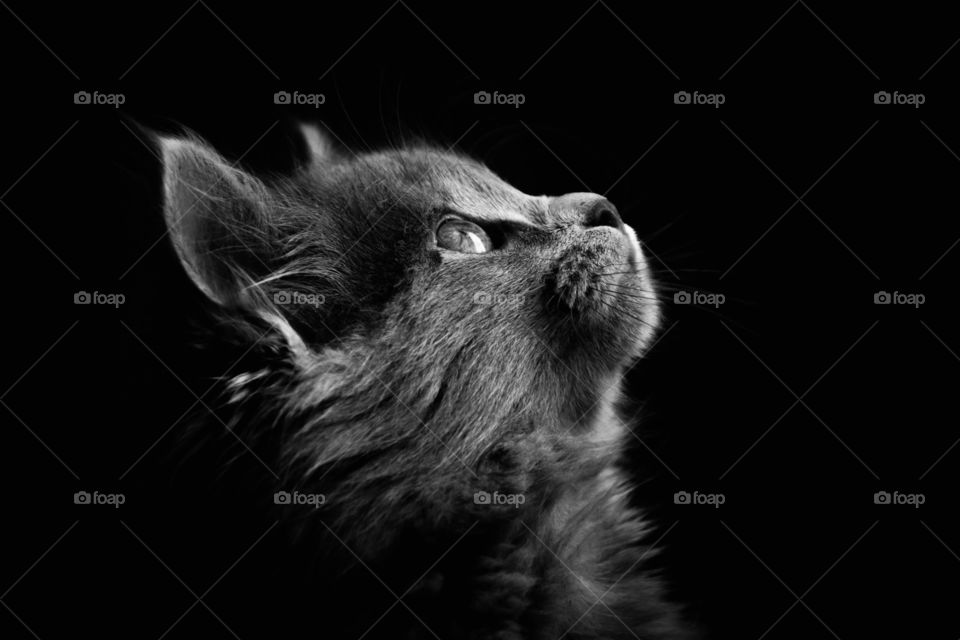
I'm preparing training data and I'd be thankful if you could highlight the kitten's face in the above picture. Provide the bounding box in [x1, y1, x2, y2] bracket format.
[160, 127, 661, 526]
[297, 147, 660, 375]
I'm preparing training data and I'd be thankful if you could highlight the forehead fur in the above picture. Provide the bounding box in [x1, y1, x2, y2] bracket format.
[302, 146, 548, 226]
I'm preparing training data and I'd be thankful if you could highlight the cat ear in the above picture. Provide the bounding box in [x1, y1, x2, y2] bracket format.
[158, 135, 274, 308]
[299, 122, 338, 164]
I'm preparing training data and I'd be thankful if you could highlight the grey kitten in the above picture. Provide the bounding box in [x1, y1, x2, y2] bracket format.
[157, 123, 695, 639]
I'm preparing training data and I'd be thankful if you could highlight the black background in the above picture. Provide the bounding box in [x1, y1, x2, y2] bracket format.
[2, 1, 959, 638]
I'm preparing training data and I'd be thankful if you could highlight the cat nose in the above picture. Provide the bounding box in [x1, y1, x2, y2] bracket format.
[583, 199, 623, 231]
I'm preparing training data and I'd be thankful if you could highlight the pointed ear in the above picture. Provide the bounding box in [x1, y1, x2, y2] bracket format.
[158, 135, 274, 307]
[299, 122, 339, 164]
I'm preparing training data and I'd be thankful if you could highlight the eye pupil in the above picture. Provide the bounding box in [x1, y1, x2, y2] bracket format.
[437, 219, 491, 254]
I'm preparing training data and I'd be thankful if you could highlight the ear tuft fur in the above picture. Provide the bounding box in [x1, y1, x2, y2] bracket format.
[299, 122, 338, 164]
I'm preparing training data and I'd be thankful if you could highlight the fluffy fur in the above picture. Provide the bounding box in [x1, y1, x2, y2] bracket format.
[156, 124, 695, 639]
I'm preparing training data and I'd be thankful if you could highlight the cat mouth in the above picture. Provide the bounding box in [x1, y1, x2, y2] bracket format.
[551, 227, 641, 312]
[548, 224, 659, 353]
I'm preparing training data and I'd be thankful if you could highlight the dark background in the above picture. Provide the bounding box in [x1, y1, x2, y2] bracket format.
[2, 1, 959, 638]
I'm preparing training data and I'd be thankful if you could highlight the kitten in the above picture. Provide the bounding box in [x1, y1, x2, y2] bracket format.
[156, 124, 695, 639]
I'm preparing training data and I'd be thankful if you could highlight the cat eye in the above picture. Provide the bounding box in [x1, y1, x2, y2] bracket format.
[436, 219, 492, 254]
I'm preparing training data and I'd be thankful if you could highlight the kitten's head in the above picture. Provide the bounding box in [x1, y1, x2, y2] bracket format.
[159, 124, 660, 540]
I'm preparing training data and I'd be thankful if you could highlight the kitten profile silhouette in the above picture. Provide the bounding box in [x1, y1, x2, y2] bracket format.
[155, 123, 696, 639]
